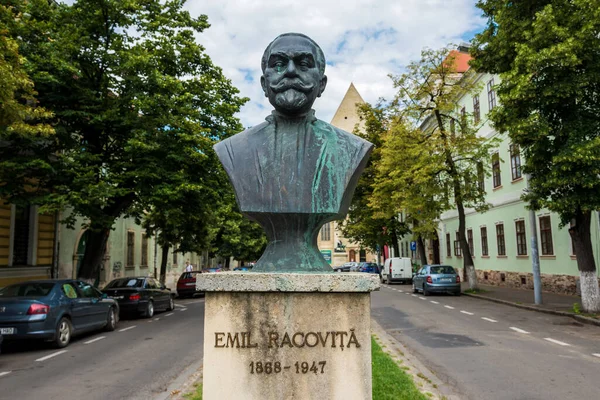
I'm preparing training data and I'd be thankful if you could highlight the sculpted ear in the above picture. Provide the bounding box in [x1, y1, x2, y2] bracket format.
[261, 76, 268, 97]
[318, 75, 327, 98]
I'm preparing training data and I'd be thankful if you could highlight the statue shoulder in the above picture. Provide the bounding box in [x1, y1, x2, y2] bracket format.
[314, 119, 374, 155]
[213, 122, 270, 162]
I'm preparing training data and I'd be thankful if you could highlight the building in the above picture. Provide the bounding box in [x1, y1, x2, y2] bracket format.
[432, 49, 600, 295]
[317, 83, 378, 267]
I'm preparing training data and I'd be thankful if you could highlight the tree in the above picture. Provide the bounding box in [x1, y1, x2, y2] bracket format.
[338, 103, 409, 259]
[0, 0, 54, 205]
[210, 192, 268, 268]
[374, 47, 495, 289]
[472, 0, 600, 311]
[0, 0, 246, 280]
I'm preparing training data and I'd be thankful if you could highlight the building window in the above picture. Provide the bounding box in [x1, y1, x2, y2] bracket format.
[127, 231, 135, 267]
[446, 233, 451, 257]
[510, 144, 522, 180]
[480, 227, 488, 256]
[492, 152, 501, 188]
[473, 95, 480, 123]
[487, 78, 496, 110]
[496, 224, 506, 256]
[450, 118, 456, 134]
[173, 249, 178, 265]
[141, 234, 148, 267]
[569, 221, 576, 256]
[467, 229, 474, 257]
[515, 220, 527, 255]
[539, 216, 554, 255]
[460, 106, 466, 128]
[454, 232, 462, 257]
[321, 222, 331, 241]
[12, 205, 31, 266]
[477, 162, 485, 192]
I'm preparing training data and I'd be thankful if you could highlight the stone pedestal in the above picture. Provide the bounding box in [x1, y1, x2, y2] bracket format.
[197, 273, 379, 400]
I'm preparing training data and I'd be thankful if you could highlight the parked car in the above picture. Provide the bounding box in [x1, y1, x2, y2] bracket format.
[358, 262, 380, 275]
[381, 257, 413, 284]
[102, 277, 174, 318]
[334, 262, 358, 272]
[412, 265, 461, 296]
[203, 267, 222, 273]
[176, 271, 203, 298]
[233, 265, 253, 272]
[0, 279, 119, 348]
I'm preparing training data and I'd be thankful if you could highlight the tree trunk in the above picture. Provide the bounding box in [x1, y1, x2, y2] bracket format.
[225, 257, 230, 270]
[159, 244, 169, 285]
[569, 210, 600, 313]
[432, 230, 441, 264]
[417, 235, 428, 266]
[390, 229, 400, 258]
[78, 227, 110, 284]
[456, 199, 477, 289]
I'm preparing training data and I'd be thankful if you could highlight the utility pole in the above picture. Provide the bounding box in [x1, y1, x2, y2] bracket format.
[526, 174, 542, 304]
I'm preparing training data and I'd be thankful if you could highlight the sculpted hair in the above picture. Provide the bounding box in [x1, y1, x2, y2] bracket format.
[261, 33, 326, 75]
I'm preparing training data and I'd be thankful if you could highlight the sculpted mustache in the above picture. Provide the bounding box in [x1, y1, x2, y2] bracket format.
[269, 80, 315, 93]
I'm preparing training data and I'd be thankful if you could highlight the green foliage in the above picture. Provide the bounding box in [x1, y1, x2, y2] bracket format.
[338, 103, 409, 253]
[572, 303, 582, 315]
[0, 0, 247, 278]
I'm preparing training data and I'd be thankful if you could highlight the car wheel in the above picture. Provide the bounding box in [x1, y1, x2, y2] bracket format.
[423, 285, 430, 296]
[104, 307, 117, 331]
[386, 275, 391, 285]
[412, 283, 419, 293]
[54, 317, 72, 348]
[143, 300, 154, 318]
[167, 296, 175, 311]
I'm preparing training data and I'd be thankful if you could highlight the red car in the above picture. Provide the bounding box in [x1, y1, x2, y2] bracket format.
[176, 271, 203, 298]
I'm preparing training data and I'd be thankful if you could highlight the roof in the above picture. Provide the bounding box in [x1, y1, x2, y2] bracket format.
[330, 83, 365, 132]
[445, 50, 472, 73]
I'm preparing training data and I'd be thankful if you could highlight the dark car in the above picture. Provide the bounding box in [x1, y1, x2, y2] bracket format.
[334, 262, 358, 272]
[0, 279, 119, 348]
[102, 277, 174, 318]
[233, 265, 253, 272]
[412, 265, 461, 296]
[176, 271, 203, 298]
[358, 262, 380, 274]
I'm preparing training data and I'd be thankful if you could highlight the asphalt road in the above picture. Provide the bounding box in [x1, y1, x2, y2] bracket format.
[372, 283, 600, 400]
[0, 297, 205, 400]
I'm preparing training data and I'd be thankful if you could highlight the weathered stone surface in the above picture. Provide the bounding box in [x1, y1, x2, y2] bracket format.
[202, 290, 372, 400]
[196, 272, 380, 293]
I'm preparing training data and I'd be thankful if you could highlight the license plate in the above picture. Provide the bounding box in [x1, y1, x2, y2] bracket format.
[109, 296, 124, 300]
[0, 327, 15, 335]
[441, 278, 452, 282]
[186, 283, 196, 286]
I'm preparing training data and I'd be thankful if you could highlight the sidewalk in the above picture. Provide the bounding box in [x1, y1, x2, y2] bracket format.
[461, 282, 600, 327]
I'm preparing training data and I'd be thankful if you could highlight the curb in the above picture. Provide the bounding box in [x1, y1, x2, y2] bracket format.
[462, 292, 600, 327]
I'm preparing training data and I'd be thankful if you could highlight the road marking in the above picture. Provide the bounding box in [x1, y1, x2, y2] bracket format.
[419, 297, 427, 300]
[411, 294, 417, 297]
[165, 313, 174, 316]
[430, 301, 439, 304]
[175, 304, 186, 308]
[35, 350, 67, 362]
[153, 318, 160, 321]
[444, 305, 455, 309]
[179, 308, 187, 311]
[84, 336, 106, 344]
[460, 310, 474, 315]
[398, 290, 403, 293]
[482, 317, 497, 323]
[544, 338, 571, 346]
[510, 327, 530, 334]
[119, 325, 137, 332]
[592, 353, 600, 358]
[405, 292, 410, 295]
[0, 372, 11, 377]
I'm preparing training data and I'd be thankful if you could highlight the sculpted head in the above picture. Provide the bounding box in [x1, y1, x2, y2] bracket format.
[261, 33, 328, 116]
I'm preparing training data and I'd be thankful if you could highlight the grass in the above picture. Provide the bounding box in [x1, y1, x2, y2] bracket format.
[183, 383, 202, 400]
[463, 288, 488, 294]
[372, 337, 429, 400]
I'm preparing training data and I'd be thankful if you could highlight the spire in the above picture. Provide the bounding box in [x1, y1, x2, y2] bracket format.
[330, 83, 365, 132]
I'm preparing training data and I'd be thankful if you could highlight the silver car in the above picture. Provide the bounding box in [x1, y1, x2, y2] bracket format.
[412, 265, 461, 296]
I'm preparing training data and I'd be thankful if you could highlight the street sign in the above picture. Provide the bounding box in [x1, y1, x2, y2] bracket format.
[410, 241, 417, 251]
[321, 250, 332, 264]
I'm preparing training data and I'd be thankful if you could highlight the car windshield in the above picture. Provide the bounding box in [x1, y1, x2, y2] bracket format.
[105, 278, 145, 288]
[0, 282, 55, 297]
[429, 266, 456, 275]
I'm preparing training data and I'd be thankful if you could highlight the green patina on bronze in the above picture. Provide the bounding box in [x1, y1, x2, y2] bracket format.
[214, 33, 373, 272]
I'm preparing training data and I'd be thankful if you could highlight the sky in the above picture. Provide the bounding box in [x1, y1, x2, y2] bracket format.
[185, 0, 486, 128]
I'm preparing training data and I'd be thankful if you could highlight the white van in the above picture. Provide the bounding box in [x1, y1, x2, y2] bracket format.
[381, 257, 413, 284]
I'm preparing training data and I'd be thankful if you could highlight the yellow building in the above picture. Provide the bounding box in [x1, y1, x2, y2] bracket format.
[317, 83, 378, 267]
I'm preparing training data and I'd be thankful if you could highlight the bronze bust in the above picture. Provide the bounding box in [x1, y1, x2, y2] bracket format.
[214, 33, 373, 272]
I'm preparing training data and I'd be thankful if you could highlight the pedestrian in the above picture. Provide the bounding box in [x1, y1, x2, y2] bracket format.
[217, 261, 223, 270]
[185, 260, 193, 272]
